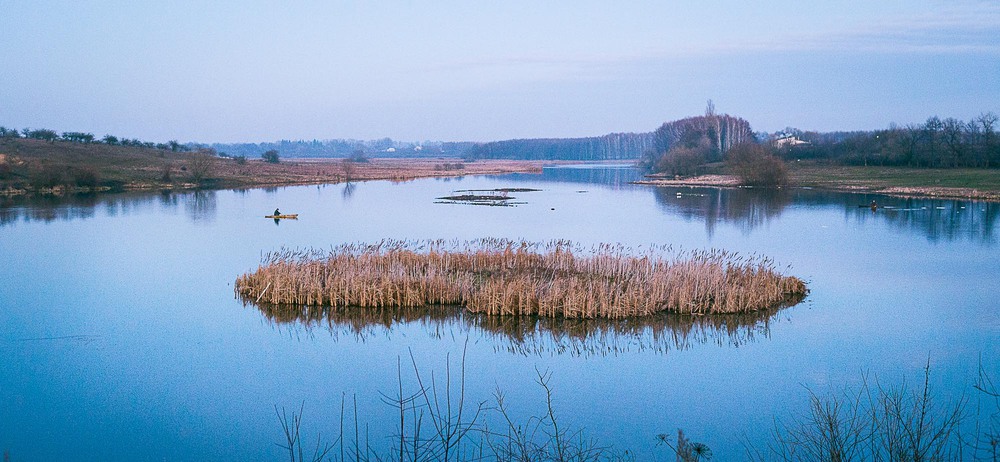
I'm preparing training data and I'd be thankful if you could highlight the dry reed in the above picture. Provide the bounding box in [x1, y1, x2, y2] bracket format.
[235, 239, 807, 319]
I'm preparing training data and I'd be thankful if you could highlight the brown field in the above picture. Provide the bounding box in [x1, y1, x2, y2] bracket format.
[0, 138, 544, 195]
[235, 239, 807, 319]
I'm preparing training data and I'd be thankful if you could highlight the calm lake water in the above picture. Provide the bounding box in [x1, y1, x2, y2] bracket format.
[2, 165, 998, 460]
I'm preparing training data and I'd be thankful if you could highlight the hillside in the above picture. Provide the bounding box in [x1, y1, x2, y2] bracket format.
[0, 137, 217, 192]
[0, 138, 543, 196]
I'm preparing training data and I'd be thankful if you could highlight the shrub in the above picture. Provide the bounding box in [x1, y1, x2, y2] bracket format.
[31, 164, 66, 189]
[262, 150, 280, 164]
[0, 126, 20, 138]
[727, 143, 789, 187]
[348, 149, 369, 163]
[435, 163, 465, 171]
[25, 128, 59, 142]
[656, 146, 708, 177]
[73, 167, 100, 189]
[749, 364, 966, 462]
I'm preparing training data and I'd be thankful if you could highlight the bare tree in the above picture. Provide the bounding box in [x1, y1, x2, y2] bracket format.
[187, 153, 215, 185]
[340, 158, 356, 182]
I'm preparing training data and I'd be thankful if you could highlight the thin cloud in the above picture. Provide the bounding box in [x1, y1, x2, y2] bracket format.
[439, 3, 999, 86]
[746, 3, 1000, 54]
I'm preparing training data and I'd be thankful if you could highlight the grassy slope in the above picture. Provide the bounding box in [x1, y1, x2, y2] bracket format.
[787, 161, 1000, 200]
[0, 137, 212, 189]
[0, 138, 544, 194]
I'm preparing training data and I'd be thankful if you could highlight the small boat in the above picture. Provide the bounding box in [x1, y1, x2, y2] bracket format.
[264, 214, 298, 219]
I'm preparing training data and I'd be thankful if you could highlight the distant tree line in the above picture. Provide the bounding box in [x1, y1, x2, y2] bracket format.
[0, 125, 193, 153]
[205, 138, 478, 159]
[465, 132, 655, 161]
[1, 125, 485, 161]
[774, 113, 999, 168]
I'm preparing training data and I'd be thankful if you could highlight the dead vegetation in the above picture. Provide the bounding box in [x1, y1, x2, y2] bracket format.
[235, 239, 806, 319]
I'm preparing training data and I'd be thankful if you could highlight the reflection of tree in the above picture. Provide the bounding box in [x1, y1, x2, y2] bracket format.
[1, 180, 996, 246]
[341, 182, 356, 200]
[862, 199, 999, 244]
[652, 187, 791, 236]
[183, 190, 217, 223]
[650, 186, 1000, 243]
[501, 166, 645, 190]
[1, 193, 101, 225]
[159, 190, 179, 208]
[813, 192, 1000, 244]
[0, 189, 215, 228]
[0, 205, 16, 226]
[248, 299, 802, 357]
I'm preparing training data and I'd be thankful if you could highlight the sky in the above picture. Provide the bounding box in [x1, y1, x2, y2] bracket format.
[1, 0, 998, 143]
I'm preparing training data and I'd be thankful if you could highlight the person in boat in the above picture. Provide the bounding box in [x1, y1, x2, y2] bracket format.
[870, 200, 877, 209]
[273, 208, 280, 216]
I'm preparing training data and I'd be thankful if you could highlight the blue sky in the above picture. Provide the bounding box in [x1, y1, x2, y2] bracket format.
[2, 1, 998, 142]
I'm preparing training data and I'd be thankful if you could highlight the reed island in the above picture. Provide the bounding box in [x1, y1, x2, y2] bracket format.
[235, 239, 807, 318]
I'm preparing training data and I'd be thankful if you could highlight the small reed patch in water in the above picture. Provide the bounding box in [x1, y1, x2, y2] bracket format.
[235, 239, 807, 318]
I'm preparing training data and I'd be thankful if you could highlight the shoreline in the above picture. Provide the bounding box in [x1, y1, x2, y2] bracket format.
[7, 166, 997, 203]
[634, 171, 1000, 202]
[3, 135, 998, 203]
[0, 157, 550, 199]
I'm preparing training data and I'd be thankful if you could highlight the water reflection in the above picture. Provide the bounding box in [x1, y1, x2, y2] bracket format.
[0, 189, 220, 227]
[1, 167, 997, 244]
[183, 191, 217, 223]
[251, 303, 795, 357]
[653, 186, 792, 236]
[502, 164, 644, 190]
[2, 193, 103, 225]
[158, 190, 179, 208]
[341, 182, 356, 200]
[643, 183, 1000, 243]
[862, 198, 998, 243]
[791, 189, 1000, 244]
